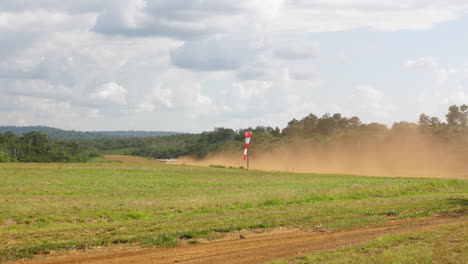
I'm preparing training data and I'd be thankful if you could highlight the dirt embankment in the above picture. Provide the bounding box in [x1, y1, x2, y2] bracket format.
[11, 216, 466, 264]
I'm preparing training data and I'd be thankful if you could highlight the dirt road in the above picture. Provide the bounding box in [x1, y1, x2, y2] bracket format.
[12, 216, 466, 264]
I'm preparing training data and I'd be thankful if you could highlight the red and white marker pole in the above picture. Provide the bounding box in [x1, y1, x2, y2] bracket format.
[244, 131, 252, 170]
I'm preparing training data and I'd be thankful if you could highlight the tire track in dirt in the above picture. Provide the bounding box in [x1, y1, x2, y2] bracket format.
[11, 216, 466, 264]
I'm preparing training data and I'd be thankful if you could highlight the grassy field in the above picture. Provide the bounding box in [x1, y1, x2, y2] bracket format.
[0, 157, 467, 262]
[270, 222, 467, 264]
[98, 147, 139, 155]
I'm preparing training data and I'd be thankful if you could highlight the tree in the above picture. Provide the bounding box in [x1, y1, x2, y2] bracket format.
[418, 114, 431, 127]
[0, 131, 96, 163]
[281, 119, 303, 137]
[348, 116, 361, 128]
[446, 104, 468, 127]
[300, 113, 318, 134]
[315, 114, 337, 136]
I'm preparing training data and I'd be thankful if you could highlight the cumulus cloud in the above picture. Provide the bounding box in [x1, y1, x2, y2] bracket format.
[234, 80, 272, 99]
[0, 93, 78, 128]
[404, 56, 461, 87]
[92, 0, 242, 39]
[88, 0, 468, 38]
[1, 0, 467, 131]
[135, 84, 175, 112]
[90, 82, 128, 104]
[133, 69, 213, 116]
[171, 34, 264, 71]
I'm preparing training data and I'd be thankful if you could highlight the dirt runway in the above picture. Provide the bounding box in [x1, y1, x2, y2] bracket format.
[12, 216, 466, 264]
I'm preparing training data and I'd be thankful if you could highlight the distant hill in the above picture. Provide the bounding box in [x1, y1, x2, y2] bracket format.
[0, 126, 182, 140]
[97, 131, 182, 137]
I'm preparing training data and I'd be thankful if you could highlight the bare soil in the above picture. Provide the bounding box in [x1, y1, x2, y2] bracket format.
[11, 216, 466, 264]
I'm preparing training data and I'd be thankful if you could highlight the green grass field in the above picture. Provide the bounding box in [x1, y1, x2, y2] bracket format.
[0, 159, 467, 262]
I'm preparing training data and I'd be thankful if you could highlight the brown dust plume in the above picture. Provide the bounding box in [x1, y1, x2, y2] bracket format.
[176, 130, 468, 179]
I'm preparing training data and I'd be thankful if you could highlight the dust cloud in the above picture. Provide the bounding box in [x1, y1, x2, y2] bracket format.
[176, 131, 468, 179]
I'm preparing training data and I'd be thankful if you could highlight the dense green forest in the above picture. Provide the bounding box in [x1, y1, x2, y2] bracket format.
[82, 134, 201, 158]
[0, 105, 466, 163]
[0, 132, 97, 162]
[0, 126, 181, 140]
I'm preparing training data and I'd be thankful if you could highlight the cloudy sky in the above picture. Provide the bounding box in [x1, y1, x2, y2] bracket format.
[1, 0, 467, 132]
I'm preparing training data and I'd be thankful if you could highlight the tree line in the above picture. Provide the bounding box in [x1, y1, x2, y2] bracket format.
[0, 132, 98, 162]
[103, 104, 468, 160]
[0, 104, 466, 163]
[0, 126, 181, 140]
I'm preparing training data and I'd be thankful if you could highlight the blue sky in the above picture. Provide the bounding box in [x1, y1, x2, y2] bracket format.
[0, 0, 467, 132]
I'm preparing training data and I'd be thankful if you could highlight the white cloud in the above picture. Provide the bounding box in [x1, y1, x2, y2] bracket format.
[0, 94, 80, 129]
[90, 82, 128, 104]
[171, 34, 264, 71]
[2, 80, 72, 100]
[135, 101, 155, 113]
[133, 69, 213, 115]
[418, 89, 468, 118]
[404, 57, 460, 86]
[351, 85, 395, 122]
[273, 41, 319, 60]
[3, 1, 467, 35]
[287, 94, 318, 115]
[87, 108, 102, 118]
[245, 0, 284, 21]
[0, 10, 95, 34]
[234, 80, 272, 99]
[405, 56, 438, 69]
[270, 1, 467, 32]
[31, 98, 71, 113]
[435, 68, 457, 86]
[150, 84, 173, 109]
[357, 85, 384, 102]
[287, 66, 317, 80]
[90, 0, 468, 38]
[92, 0, 244, 39]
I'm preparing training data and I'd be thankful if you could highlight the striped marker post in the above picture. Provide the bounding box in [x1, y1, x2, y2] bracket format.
[244, 131, 252, 170]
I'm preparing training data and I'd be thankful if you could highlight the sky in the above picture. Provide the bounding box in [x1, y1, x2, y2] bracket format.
[1, 0, 467, 132]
